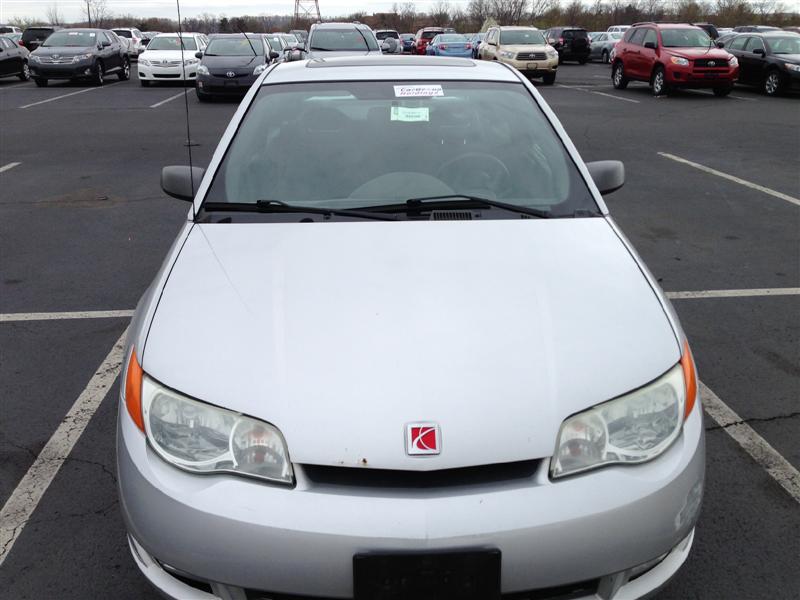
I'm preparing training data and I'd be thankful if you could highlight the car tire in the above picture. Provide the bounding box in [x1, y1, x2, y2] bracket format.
[34, 77, 47, 87]
[578, 58, 587, 65]
[542, 73, 556, 85]
[763, 69, 782, 96]
[140, 80, 151, 87]
[651, 66, 669, 96]
[19, 62, 31, 81]
[612, 61, 628, 89]
[196, 89, 211, 102]
[118, 58, 131, 81]
[602, 50, 609, 64]
[93, 62, 105, 86]
[713, 86, 733, 97]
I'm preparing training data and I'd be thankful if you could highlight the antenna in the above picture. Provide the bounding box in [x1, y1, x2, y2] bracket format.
[175, 0, 196, 220]
[294, 0, 321, 24]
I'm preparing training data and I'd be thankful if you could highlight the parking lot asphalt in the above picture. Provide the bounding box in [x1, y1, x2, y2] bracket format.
[0, 62, 798, 599]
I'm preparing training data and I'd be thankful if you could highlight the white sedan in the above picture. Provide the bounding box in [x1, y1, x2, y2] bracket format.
[137, 33, 206, 86]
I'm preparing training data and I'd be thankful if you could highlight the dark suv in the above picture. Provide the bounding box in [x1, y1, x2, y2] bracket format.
[28, 28, 130, 87]
[20, 26, 60, 51]
[545, 27, 590, 63]
[612, 23, 738, 96]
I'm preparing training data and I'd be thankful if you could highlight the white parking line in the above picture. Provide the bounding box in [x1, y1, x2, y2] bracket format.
[0, 329, 128, 567]
[0, 162, 21, 174]
[150, 91, 187, 109]
[0, 310, 134, 323]
[555, 83, 640, 103]
[658, 152, 800, 207]
[667, 288, 800, 300]
[19, 82, 120, 110]
[701, 382, 800, 504]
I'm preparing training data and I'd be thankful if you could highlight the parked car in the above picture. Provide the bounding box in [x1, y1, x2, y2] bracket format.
[0, 35, 30, 80]
[589, 31, 622, 63]
[278, 33, 301, 49]
[733, 25, 780, 33]
[425, 33, 472, 57]
[375, 29, 403, 54]
[289, 29, 308, 43]
[138, 33, 206, 86]
[607, 25, 630, 34]
[480, 26, 558, 84]
[724, 32, 800, 95]
[545, 26, 591, 63]
[716, 32, 739, 47]
[400, 33, 415, 53]
[306, 22, 380, 58]
[195, 34, 278, 102]
[142, 31, 161, 45]
[0, 24, 22, 34]
[470, 32, 486, 58]
[263, 33, 291, 60]
[5, 32, 22, 46]
[612, 23, 738, 96]
[112, 28, 146, 58]
[28, 28, 130, 86]
[20, 25, 60, 52]
[120, 55, 704, 600]
[413, 27, 445, 55]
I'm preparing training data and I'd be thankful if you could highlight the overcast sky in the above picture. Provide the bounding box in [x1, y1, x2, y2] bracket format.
[0, 1, 471, 22]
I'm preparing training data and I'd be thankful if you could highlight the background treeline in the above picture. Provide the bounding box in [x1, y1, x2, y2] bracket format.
[8, 0, 799, 33]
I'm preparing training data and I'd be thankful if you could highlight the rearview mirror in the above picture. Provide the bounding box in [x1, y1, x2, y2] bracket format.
[194, 51, 203, 59]
[586, 160, 625, 195]
[161, 166, 206, 201]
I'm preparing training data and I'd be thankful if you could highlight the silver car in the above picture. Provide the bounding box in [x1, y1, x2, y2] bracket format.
[118, 56, 704, 600]
[589, 31, 623, 63]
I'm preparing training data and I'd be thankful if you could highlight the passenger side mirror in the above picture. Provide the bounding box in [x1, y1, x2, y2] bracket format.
[716, 41, 724, 48]
[753, 48, 765, 55]
[586, 160, 625, 195]
[101, 40, 111, 48]
[195, 51, 203, 59]
[644, 41, 657, 50]
[161, 166, 206, 202]
[269, 51, 279, 60]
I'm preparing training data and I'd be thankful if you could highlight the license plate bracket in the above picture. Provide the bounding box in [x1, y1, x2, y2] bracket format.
[353, 549, 501, 600]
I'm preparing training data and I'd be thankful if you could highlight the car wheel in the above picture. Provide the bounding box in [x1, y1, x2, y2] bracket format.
[763, 70, 782, 96]
[651, 66, 668, 96]
[94, 62, 105, 86]
[612, 61, 628, 89]
[140, 80, 151, 87]
[713, 86, 733, 97]
[19, 62, 31, 81]
[196, 89, 211, 102]
[602, 50, 609, 64]
[578, 58, 587, 65]
[34, 77, 47, 87]
[542, 73, 556, 85]
[118, 58, 131, 81]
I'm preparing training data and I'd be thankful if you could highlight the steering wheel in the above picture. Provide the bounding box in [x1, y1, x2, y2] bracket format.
[435, 153, 512, 197]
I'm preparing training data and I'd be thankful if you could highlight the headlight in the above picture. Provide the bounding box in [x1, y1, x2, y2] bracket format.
[499, 50, 515, 59]
[140, 374, 294, 486]
[550, 362, 687, 479]
[546, 47, 558, 57]
[786, 63, 800, 73]
[728, 55, 738, 67]
[184, 58, 198, 66]
[197, 64, 209, 75]
[253, 63, 267, 75]
[670, 56, 690, 66]
[71, 53, 93, 63]
[29, 54, 41, 62]
[139, 58, 151, 66]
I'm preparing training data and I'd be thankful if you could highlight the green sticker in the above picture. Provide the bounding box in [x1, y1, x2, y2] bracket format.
[390, 106, 430, 122]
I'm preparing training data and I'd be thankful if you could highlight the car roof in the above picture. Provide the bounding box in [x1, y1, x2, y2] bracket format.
[495, 26, 540, 30]
[313, 22, 371, 29]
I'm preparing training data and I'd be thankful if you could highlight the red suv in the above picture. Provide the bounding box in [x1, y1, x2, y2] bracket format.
[413, 27, 444, 55]
[612, 23, 739, 96]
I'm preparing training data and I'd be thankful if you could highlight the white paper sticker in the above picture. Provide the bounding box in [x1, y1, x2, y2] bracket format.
[393, 85, 444, 98]
[391, 106, 430, 122]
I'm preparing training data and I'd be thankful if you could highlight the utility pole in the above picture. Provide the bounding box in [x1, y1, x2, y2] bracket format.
[86, 0, 92, 27]
[293, 0, 321, 24]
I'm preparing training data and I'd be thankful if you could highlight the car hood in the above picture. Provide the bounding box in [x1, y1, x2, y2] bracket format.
[667, 47, 731, 60]
[144, 219, 680, 471]
[777, 54, 800, 64]
[33, 45, 95, 56]
[201, 54, 265, 69]
[141, 49, 190, 61]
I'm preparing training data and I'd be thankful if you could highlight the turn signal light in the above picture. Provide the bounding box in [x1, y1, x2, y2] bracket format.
[125, 348, 145, 432]
[680, 340, 697, 420]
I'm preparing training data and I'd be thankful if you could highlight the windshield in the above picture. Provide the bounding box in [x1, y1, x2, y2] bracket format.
[206, 37, 264, 55]
[43, 31, 96, 47]
[202, 81, 597, 218]
[661, 29, 712, 48]
[146, 36, 197, 51]
[500, 30, 545, 45]
[769, 36, 800, 54]
[281, 34, 299, 44]
[310, 28, 377, 51]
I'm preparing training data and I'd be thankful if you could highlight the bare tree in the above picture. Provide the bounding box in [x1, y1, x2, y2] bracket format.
[530, 0, 557, 21]
[85, 0, 112, 28]
[491, 0, 529, 25]
[45, 3, 64, 26]
[430, 0, 452, 26]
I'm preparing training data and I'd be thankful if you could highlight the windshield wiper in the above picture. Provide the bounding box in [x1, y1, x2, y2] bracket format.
[355, 195, 552, 219]
[202, 200, 398, 221]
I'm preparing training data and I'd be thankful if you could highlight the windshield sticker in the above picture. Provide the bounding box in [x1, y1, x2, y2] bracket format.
[393, 85, 444, 98]
[391, 106, 430, 122]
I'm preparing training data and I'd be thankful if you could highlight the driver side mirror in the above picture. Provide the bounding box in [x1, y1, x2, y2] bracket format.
[586, 160, 625, 195]
[194, 51, 203, 59]
[753, 48, 765, 55]
[716, 41, 724, 48]
[269, 51, 279, 60]
[101, 40, 111, 48]
[161, 166, 206, 201]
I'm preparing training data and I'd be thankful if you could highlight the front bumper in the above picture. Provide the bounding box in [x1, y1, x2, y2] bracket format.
[119, 392, 704, 598]
[29, 61, 95, 80]
[502, 56, 559, 76]
[666, 64, 738, 87]
[197, 74, 258, 95]
[138, 63, 197, 81]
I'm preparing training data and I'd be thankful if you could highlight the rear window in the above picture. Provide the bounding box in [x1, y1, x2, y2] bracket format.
[564, 30, 588, 39]
[310, 28, 378, 51]
[22, 28, 54, 42]
[203, 81, 597, 218]
[0, 26, 15, 34]
[421, 31, 441, 40]
[113, 30, 132, 38]
[376, 31, 399, 40]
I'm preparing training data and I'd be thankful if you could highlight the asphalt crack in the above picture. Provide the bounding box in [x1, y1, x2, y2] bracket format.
[705, 410, 800, 432]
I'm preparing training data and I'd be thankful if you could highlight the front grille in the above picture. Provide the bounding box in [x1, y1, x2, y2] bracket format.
[211, 71, 248, 78]
[154, 59, 182, 67]
[516, 51, 547, 61]
[153, 73, 181, 78]
[694, 58, 728, 67]
[504, 579, 600, 599]
[301, 459, 540, 489]
[431, 210, 473, 220]
[39, 57, 74, 64]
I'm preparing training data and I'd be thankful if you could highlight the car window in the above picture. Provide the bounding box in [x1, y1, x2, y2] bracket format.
[0, 37, 12, 49]
[206, 37, 265, 56]
[310, 28, 377, 51]
[768, 36, 800, 54]
[43, 31, 97, 47]
[439, 34, 468, 43]
[146, 36, 198, 51]
[265, 36, 284, 51]
[104, 32, 117, 44]
[134, 30, 143, 37]
[500, 29, 545, 45]
[728, 35, 748, 50]
[421, 30, 440, 40]
[203, 81, 598, 218]
[22, 28, 53, 42]
[660, 28, 711, 48]
[628, 28, 646, 45]
[744, 37, 765, 52]
[114, 30, 132, 38]
[643, 29, 658, 46]
[376, 31, 400, 40]
[595, 34, 607, 42]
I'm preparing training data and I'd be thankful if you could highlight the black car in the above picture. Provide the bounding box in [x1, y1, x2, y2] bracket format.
[20, 26, 60, 52]
[28, 28, 130, 87]
[195, 34, 278, 101]
[545, 27, 590, 63]
[725, 32, 800, 95]
[0, 35, 30, 80]
[732, 25, 780, 33]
